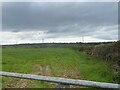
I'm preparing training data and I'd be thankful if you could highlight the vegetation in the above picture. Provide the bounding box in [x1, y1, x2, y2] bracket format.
[74, 41, 120, 83]
[2, 47, 119, 88]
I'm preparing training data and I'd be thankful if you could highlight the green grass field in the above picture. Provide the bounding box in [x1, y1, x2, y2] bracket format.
[2, 48, 118, 88]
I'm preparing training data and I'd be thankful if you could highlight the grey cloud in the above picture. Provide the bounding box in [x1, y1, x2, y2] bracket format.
[2, 2, 118, 40]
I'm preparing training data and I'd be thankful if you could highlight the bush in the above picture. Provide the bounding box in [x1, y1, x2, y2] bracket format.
[75, 41, 120, 82]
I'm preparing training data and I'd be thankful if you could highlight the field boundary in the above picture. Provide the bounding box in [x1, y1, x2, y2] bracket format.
[0, 71, 120, 89]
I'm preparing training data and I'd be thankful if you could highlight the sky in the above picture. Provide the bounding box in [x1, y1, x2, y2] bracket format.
[1, 2, 118, 45]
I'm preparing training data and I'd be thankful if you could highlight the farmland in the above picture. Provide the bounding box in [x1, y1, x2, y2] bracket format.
[2, 46, 119, 88]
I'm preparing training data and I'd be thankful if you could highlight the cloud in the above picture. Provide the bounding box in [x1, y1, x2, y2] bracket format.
[1, 31, 116, 45]
[2, 2, 118, 44]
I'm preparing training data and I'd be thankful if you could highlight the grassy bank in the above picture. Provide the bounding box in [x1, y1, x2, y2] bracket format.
[74, 41, 120, 83]
[2, 48, 118, 88]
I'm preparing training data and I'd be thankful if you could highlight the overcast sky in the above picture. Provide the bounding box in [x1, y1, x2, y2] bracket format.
[1, 2, 118, 44]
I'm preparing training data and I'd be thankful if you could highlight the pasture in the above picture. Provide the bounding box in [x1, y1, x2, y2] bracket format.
[2, 47, 118, 88]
